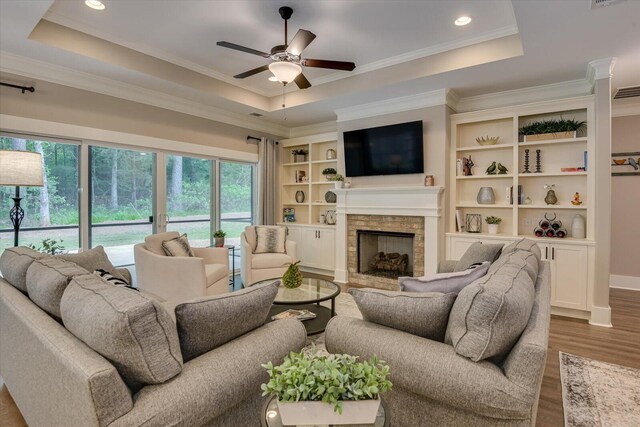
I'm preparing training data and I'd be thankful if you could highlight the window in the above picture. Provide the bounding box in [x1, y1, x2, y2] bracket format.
[219, 161, 255, 246]
[0, 136, 79, 253]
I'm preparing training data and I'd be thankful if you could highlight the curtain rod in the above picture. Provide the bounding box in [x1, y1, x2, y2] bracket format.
[246, 135, 278, 145]
[1, 82, 35, 94]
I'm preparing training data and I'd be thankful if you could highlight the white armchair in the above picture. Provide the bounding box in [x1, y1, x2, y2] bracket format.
[240, 226, 297, 287]
[134, 232, 229, 311]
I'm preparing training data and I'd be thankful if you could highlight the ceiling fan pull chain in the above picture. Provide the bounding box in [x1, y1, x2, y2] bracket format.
[282, 85, 287, 121]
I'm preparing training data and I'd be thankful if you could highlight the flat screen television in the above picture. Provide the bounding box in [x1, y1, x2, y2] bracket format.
[343, 120, 424, 177]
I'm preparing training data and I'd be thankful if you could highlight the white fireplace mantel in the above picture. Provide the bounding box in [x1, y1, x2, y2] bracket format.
[333, 186, 445, 284]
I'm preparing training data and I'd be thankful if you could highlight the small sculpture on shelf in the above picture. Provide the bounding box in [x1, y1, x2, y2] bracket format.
[462, 156, 474, 176]
[535, 149, 542, 173]
[544, 184, 557, 205]
[522, 149, 531, 173]
[571, 192, 583, 206]
[497, 163, 509, 174]
[475, 135, 500, 146]
[486, 161, 497, 175]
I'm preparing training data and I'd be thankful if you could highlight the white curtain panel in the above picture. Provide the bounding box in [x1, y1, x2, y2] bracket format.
[257, 137, 278, 225]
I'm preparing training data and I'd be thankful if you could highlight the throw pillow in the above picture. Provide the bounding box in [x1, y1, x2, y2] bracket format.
[60, 274, 183, 391]
[26, 257, 89, 319]
[501, 238, 542, 261]
[0, 246, 48, 292]
[399, 262, 490, 294]
[445, 251, 536, 362]
[453, 242, 504, 272]
[349, 288, 457, 342]
[57, 246, 126, 282]
[161, 234, 195, 257]
[175, 280, 280, 362]
[254, 226, 286, 254]
[144, 231, 181, 256]
[93, 269, 136, 289]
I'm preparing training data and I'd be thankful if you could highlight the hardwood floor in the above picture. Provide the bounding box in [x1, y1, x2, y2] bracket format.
[1, 288, 638, 426]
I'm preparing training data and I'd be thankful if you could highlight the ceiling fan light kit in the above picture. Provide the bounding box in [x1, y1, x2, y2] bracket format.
[216, 6, 355, 90]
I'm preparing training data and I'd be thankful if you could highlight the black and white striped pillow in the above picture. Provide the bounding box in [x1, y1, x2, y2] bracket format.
[93, 269, 137, 290]
[161, 234, 195, 257]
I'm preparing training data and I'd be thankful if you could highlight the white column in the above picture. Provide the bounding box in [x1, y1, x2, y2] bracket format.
[334, 190, 348, 283]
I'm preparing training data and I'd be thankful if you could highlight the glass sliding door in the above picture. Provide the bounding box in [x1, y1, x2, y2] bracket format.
[166, 155, 212, 247]
[0, 136, 80, 253]
[89, 146, 154, 266]
[219, 161, 255, 247]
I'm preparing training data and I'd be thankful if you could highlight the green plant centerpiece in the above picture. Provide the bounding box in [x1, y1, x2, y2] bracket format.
[261, 350, 392, 425]
[28, 238, 65, 255]
[213, 229, 226, 247]
[282, 261, 303, 289]
[322, 167, 337, 180]
[519, 118, 585, 142]
[329, 173, 345, 188]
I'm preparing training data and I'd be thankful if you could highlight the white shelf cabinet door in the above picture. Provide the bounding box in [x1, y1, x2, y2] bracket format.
[550, 243, 588, 310]
[285, 225, 307, 264]
[536, 243, 550, 261]
[316, 228, 336, 270]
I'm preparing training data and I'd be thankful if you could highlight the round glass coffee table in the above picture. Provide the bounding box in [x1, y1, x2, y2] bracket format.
[260, 395, 389, 427]
[256, 276, 341, 335]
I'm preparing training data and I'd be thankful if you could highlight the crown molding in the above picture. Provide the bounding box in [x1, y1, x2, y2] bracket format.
[587, 57, 617, 85]
[455, 79, 592, 113]
[335, 89, 452, 122]
[288, 121, 337, 138]
[313, 25, 519, 87]
[612, 99, 640, 117]
[0, 51, 289, 137]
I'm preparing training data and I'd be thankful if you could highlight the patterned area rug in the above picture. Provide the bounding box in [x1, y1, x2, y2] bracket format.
[305, 292, 362, 353]
[560, 352, 640, 427]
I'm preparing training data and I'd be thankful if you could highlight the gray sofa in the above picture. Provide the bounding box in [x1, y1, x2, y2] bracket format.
[0, 255, 306, 426]
[325, 246, 551, 426]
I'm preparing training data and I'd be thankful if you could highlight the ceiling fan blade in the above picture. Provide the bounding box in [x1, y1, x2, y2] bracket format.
[217, 41, 270, 58]
[233, 65, 270, 79]
[302, 58, 356, 71]
[294, 73, 312, 89]
[286, 29, 316, 55]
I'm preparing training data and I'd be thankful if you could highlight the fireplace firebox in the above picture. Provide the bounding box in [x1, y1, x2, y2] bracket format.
[357, 230, 415, 279]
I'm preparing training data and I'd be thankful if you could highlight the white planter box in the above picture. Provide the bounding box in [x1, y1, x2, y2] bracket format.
[487, 224, 499, 235]
[277, 398, 380, 426]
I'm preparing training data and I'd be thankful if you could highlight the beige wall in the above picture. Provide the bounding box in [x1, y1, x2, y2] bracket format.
[0, 73, 279, 158]
[611, 114, 640, 278]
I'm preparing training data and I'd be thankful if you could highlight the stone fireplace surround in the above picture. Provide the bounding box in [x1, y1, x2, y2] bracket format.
[334, 186, 444, 290]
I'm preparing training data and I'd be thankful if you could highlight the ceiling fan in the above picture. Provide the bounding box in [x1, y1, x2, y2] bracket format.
[216, 6, 356, 89]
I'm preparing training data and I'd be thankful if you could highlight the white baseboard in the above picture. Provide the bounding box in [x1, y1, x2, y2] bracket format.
[610, 274, 640, 291]
[589, 305, 612, 328]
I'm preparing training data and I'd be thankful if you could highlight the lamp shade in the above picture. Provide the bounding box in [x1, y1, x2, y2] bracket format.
[268, 62, 302, 84]
[0, 150, 44, 187]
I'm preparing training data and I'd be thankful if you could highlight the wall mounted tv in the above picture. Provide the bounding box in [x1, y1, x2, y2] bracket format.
[343, 120, 424, 177]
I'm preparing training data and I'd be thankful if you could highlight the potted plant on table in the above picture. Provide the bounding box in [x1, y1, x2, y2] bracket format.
[291, 149, 308, 163]
[485, 216, 502, 235]
[213, 230, 226, 247]
[330, 173, 345, 188]
[262, 351, 392, 425]
[322, 167, 337, 181]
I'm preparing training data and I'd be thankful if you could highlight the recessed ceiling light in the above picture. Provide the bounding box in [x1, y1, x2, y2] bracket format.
[85, 0, 105, 10]
[268, 75, 278, 82]
[455, 16, 472, 26]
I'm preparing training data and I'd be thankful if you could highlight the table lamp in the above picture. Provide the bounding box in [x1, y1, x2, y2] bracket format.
[0, 150, 44, 247]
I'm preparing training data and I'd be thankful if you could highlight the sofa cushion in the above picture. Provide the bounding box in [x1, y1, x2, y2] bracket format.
[399, 262, 490, 294]
[0, 246, 48, 292]
[489, 249, 539, 282]
[60, 274, 183, 390]
[445, 252, 537, 362]
[501, 238, 541, 261]
[175, 280, 280, 361]
[454, 242, 504, 272]
[26, 257, 89, 319]
[144, 231, 181, 256]
[58, 246, 125, 282]
[251, 252, 292, 269]
[254, 226, 286, 254]
[349, 288, 457, 342]
[161, 233, 195, 257]
[204, 263, 228, 286]
[244, 226, 258, 252]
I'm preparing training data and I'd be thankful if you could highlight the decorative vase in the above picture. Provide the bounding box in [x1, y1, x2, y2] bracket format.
[571, 214, 586, 238]
[326, 148, 336, 160]
[277, 398, 381, 426]
[545, 189, 558, 205]
[487, 224, 499, 235]
[295, 190, 305, 203]
[334, 181, 344, 189]
[319, 214, 326, 224]
[214, 237, 224, 247]
[325, 210, 336, 225]
[477, 187, 495, 205]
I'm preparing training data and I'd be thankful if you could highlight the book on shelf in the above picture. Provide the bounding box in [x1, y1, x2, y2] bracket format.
[518, 185, 524, 205]
[506, 186, 512, 205]
[272, 309, 317, 321]
[455, 209, 465, 232]
[283, 208, 295, 222]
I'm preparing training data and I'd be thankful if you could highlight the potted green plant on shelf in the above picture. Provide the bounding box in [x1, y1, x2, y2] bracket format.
[322, 167, 337, 181]
[518, 118, 585, 142]
[291, 149, 308, 163]
[213, 230, 226, 247]
[485, 216, 502, 235]
[262, 351, 392, 425]
[330, 173, 345, 188]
